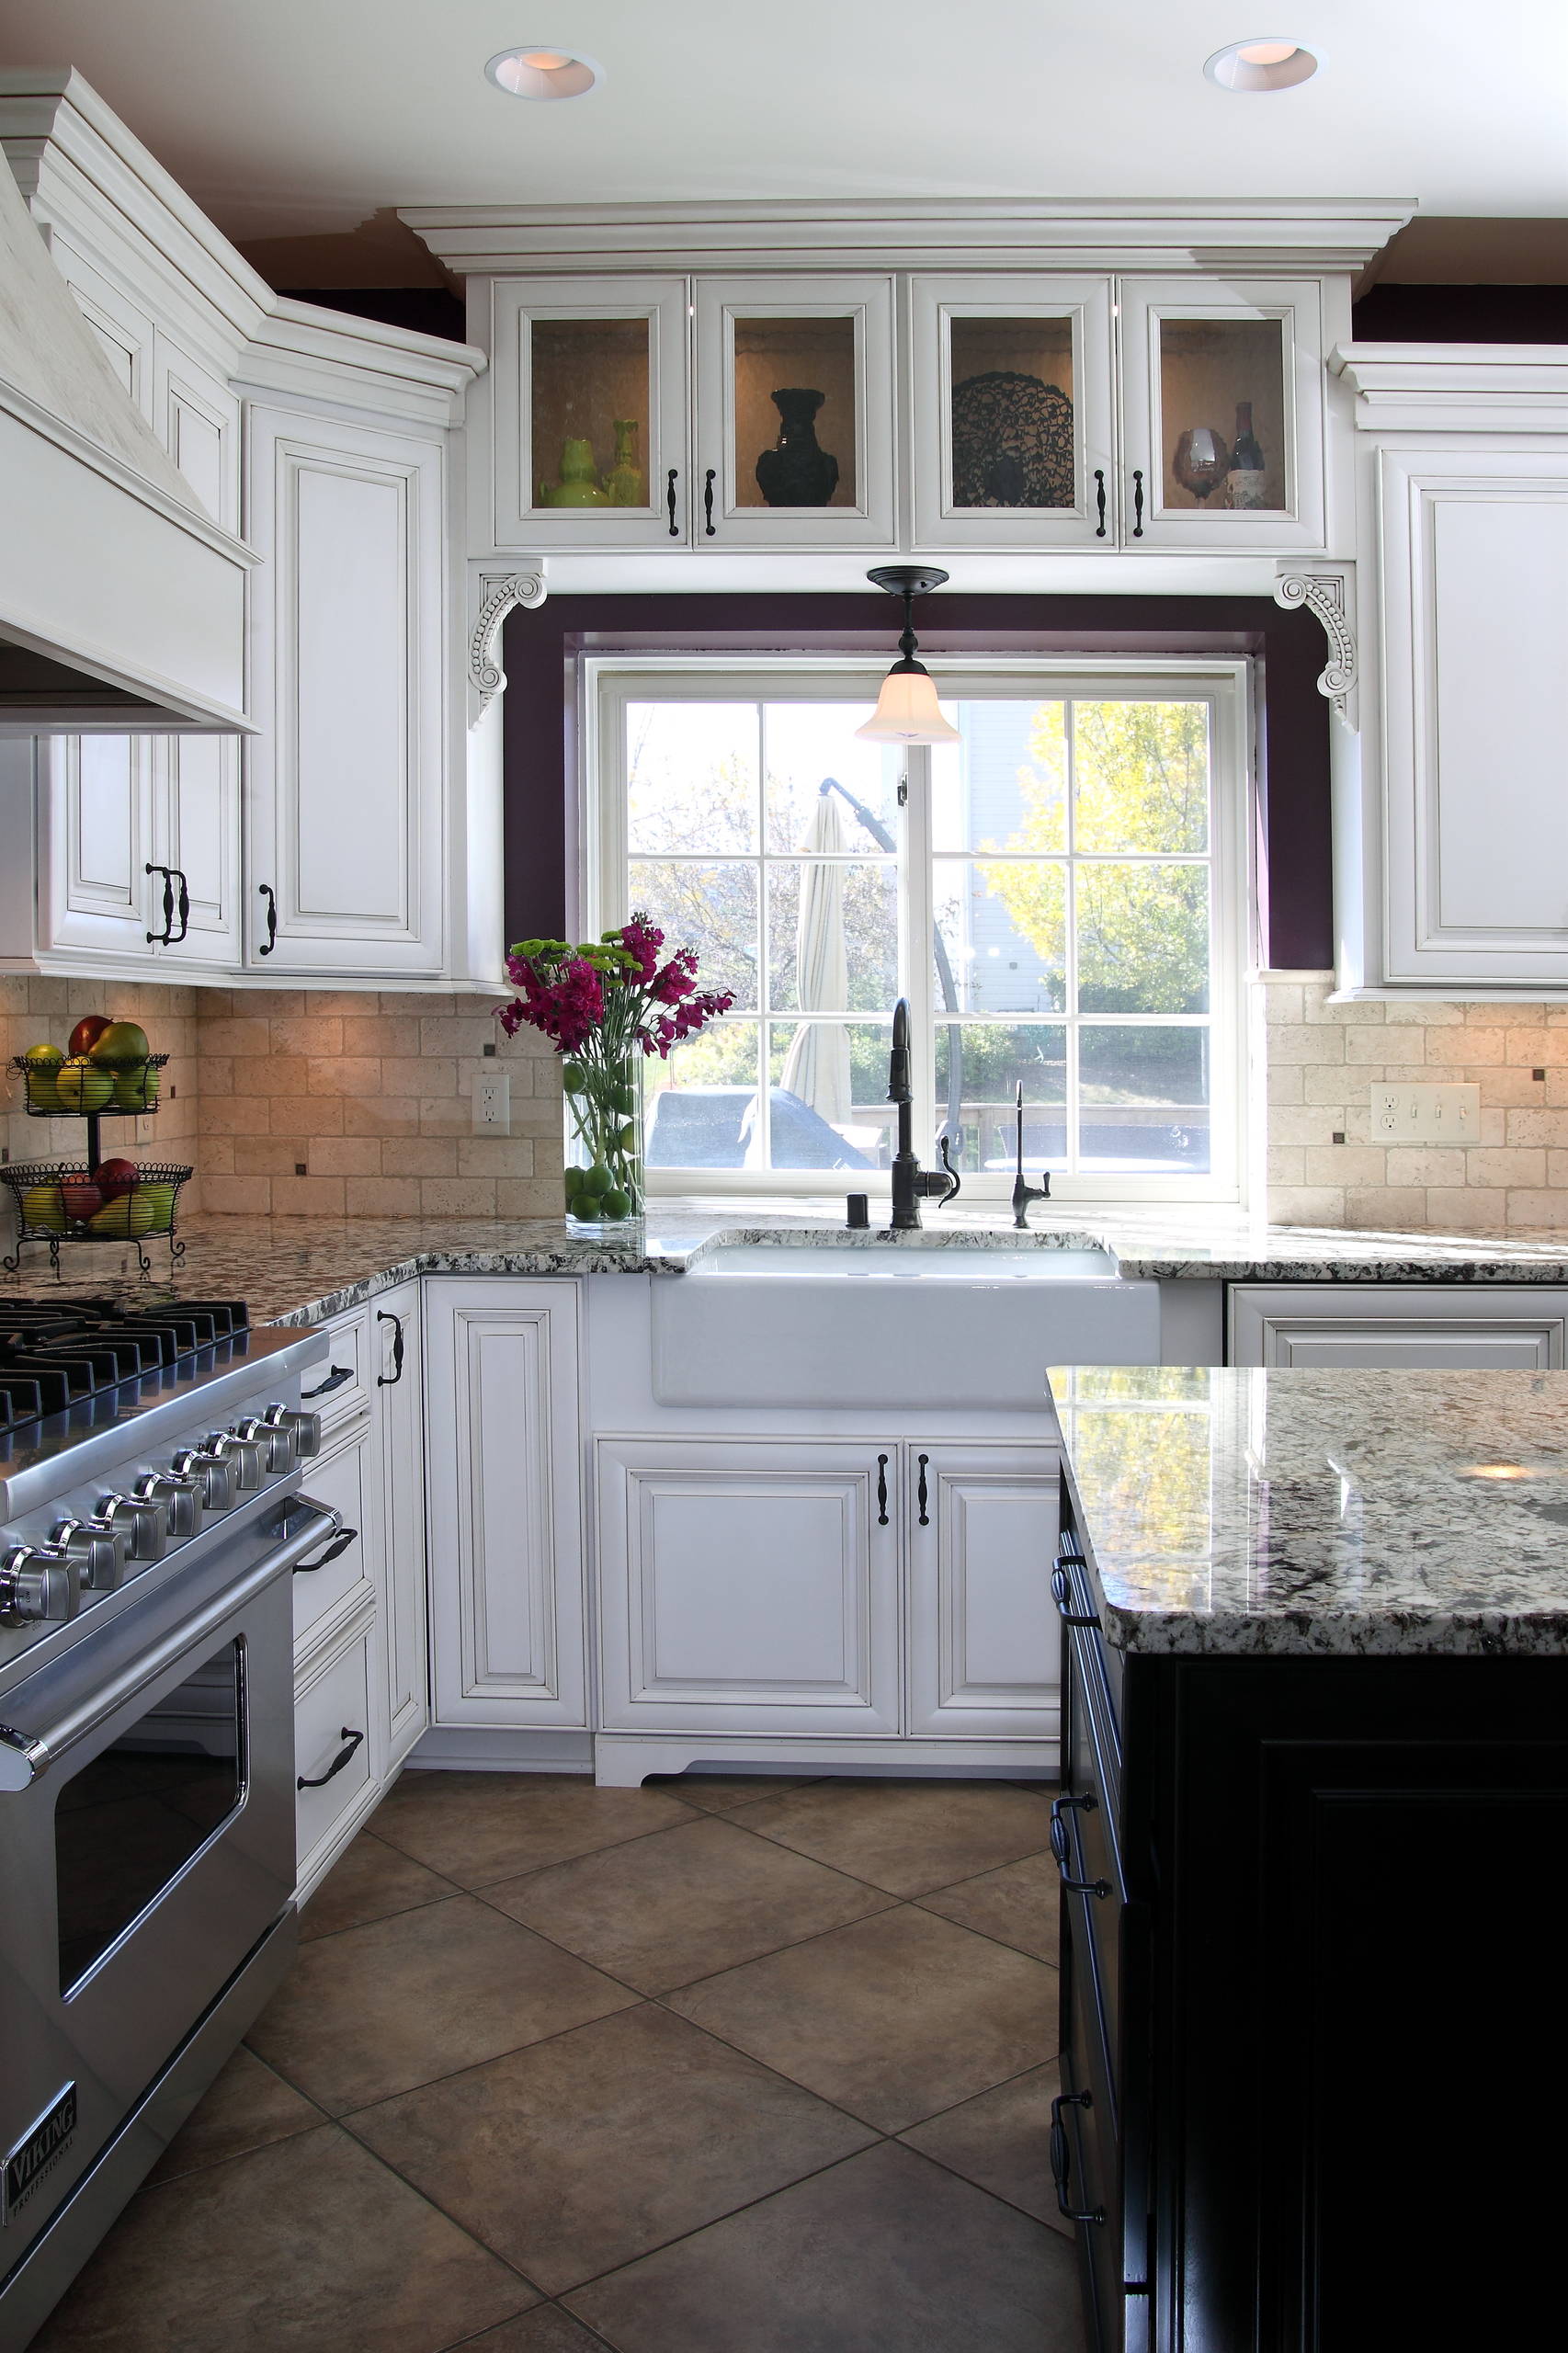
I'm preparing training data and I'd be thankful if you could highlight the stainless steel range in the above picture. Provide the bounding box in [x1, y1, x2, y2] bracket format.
[0, 1296, 342, 2348]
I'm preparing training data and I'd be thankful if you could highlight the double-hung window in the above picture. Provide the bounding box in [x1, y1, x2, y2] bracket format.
[585, 659, 1250, 1202]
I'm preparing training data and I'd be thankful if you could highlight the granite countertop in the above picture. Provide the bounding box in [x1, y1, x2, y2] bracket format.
[1051, 1363, 1568, 1658]
[6, 1199, 1568, 1327]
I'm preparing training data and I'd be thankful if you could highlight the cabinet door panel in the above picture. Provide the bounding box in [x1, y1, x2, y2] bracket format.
[153, 733, 240, 963]
[1228, 1284, 1568, 1369]
[597, 1439, 900, 1734]
[906, 1444, 1062, 1738]
[374, 1284, 428, 1768]
[1381, 449, 1568, 983]
[245, 406, 445, 972]
[36, 734, 155, 959]
[425, 1281, 585, 1727]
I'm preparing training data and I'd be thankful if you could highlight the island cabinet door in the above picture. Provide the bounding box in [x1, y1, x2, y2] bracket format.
[424, 1280, 587, 1729]
[905, 1444, 1062, 1739]
[596, 1438, 902, 1735]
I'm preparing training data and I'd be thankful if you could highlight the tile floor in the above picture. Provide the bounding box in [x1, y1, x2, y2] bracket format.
[30, 1772, 1087, 2353]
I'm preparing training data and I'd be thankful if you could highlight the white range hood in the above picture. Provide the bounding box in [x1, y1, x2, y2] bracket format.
[0, 140, 254, 735]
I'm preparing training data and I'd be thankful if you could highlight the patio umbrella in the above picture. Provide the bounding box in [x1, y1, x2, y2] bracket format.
[780, 782, 852, 1130]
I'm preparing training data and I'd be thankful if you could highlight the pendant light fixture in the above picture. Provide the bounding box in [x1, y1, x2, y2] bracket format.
[855, 566, 960, 744]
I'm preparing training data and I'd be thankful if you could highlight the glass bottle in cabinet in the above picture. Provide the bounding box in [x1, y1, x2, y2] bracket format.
[910, 277, 1116, 549]
[694, 277, 896, 548]
[489, 277, 690, 548]
[1119, 279, 1326, 550]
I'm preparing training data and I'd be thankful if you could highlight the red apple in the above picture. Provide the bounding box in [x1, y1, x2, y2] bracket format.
[68, 1014, 111, 1058]
[94, 1157, 140, 1202]
[60, 1178, 102, 1223]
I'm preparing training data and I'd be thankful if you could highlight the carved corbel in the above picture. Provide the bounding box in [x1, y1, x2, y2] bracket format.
[469, 565, 548, 722]
[1273, 566, 1358, 727]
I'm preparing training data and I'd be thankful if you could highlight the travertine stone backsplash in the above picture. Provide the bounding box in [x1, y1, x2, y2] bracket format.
[1264, 976, 1568, 1230]
[1, 977, 203, 1196]
[191, 990, 562, 1219]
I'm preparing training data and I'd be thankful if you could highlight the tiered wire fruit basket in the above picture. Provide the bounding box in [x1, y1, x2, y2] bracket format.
[4, 1051, 191, 1278]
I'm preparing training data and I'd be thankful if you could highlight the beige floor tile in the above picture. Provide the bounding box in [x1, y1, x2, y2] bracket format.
[900, 2061, 1069, 2231]
[564, 2142, 1086, 2353]
[916, 1847, 1061, 1963]
[482, 1813, 893, 1992]
[370, 1771, 697, 1888]
[740, 1777, 1051, 1896]
[348, 2001, 876, 2297]
[299, 1829, 457, 1941]
[147, 2047, 323, 2184]
[246, 1895, 638, 2113]
[29, 2124, 534, 2353]
[665, 1903, 1058, 2132]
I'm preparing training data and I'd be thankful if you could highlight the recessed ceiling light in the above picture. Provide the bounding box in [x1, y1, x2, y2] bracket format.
[1204, 36, 1319, 91]
[484, 44, 604, 101]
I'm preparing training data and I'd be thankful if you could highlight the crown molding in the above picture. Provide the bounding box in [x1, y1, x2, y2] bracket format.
[1334, 342, 1568, 432]
[235, 298, 484, 426]
[403, 196, 1416, 279]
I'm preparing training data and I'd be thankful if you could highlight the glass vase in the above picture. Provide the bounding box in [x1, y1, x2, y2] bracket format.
[562, 1047, 644, 1225]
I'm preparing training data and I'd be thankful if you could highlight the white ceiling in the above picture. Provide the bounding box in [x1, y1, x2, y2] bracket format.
[3, 0, 1563, 248]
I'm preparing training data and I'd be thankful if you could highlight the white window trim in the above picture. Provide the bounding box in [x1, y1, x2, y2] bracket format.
[582, 654, 1256, 1208]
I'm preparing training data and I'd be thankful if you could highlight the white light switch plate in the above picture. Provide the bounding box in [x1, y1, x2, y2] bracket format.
[1370, 1082, 1481, 1143]
[472, 1071, 511, 1133]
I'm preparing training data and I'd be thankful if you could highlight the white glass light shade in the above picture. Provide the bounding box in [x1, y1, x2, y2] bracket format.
[484, 46, 603, 99]
[855, 665, 960, 744]
[1203, 36, 1318, 90]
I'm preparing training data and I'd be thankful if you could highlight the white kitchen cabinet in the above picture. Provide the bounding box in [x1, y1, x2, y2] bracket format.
[292, 1427, 374, 1653]
[692, 274, 897, 551]
[372, 1282, 429, 1768]
[424, 1279, 587, 1729]
[153, 733, 242, 965]
[31, 734, 155, 961]
[596, 1437, 902, 1737]
[1118, 277, 1327, 552]
[904, 1443, 1062, 1739]
[487, 274, 691, 551]
[910, 274, 1116, 551]
[294, 1596, 381, 1900]
[244, 402, 448, 975]
[1228, 1285, 1568, 1369]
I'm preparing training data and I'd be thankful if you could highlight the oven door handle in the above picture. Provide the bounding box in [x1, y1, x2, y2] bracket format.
[0, 1497, 343, 1791]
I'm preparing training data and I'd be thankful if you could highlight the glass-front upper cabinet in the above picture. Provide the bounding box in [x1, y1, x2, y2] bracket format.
[692, 276, 897, 549]
[1117, 278, 1326, 551]
[910, 276, 1116, 550]
[490, 276, 691, 549]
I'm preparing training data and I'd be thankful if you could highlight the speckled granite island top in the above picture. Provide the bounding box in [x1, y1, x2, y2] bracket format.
[1050, 1363, 1568, 1658]
[6, 1200, 1568, 1326]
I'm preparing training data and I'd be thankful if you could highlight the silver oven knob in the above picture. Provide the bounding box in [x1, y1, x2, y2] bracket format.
[0, 1546, 80, 1628]
[234, 1415, 296, 1474]
[263, 1403, 321, 1460]
[50, 1518, 127, 1593]
[133, 1471, 202, 1540]
[204, 1431, 266, 1494]
[97, 1492, 169, 1564]
[169, 1447, 236, 1515]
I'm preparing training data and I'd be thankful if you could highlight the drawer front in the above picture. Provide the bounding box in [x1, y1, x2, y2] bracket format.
[292, 1436, 369, 1648]
[299, 1306, 369, 1435]
[294, 1617, 375, 1879]
[1059, 1779, 1125, 2084]
[1060, 1915, 1124, 2353]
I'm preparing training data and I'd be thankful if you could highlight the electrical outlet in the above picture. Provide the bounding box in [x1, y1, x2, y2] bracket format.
[1370, 1082, 1481, 1144]
[472, 1071, 511, 1133]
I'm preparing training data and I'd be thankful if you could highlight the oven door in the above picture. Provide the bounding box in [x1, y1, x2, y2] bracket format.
[0, 1497, 337, 2273]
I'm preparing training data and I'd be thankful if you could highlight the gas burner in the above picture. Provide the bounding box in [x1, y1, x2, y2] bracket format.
[0, 1300, 249, 1434]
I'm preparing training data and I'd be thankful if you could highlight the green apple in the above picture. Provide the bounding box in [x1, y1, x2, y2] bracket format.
[55, 1056, 115, 1113]
[20, 1183, 65, 1233]
[112, 1064, 159, 1111]
[138, 1182, 176, 1233]
[23, 1045, 63, 1112]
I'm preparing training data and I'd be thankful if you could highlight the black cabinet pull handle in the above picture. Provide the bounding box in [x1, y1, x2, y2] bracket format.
[1093, 469, 1107, 538]
[292, 1527, 357, 1573]
[171, 868, 190, 944]
[257, 881, 278, 954]
[1051, 1562, 1100, 1629]
[1131, 468, 1144, 538]
[916, 1454, 930, 1527]
[297, 1726, 364, 1790]
[145, 863, 175, 945]
[703, 468, 716, 536]
[876, 1453, 890, 1526]
[1050, 1796, 1110, 1896]
[301, 1363, 353, 1401]
[376, 1310, 404, 1387]
[666, 467, 679, 536]
[1049, 2092, 1106, 2225]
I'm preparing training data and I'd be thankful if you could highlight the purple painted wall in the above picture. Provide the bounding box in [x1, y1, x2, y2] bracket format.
[499, 592, 1333, 968]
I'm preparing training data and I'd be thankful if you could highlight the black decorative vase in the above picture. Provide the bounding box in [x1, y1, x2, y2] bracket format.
[756, 387, 839, 507]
